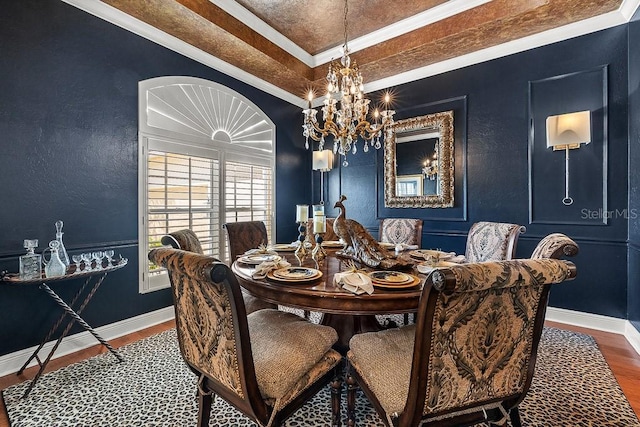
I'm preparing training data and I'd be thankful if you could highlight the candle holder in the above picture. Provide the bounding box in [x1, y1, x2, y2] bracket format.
[294, 222, 308, 266]
[311, 232, 326, 264]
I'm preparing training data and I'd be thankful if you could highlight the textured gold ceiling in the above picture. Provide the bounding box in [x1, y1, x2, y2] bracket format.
[101, 0, 622, 99]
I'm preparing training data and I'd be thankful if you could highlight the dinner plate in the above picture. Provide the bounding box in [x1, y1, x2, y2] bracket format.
[267, 267, 323, 282]
[271, 243, 297, 252]
[371, 274, 421, 289]
[409, 249, 454, 261]
[368, 271, 413, 285]
[321, 240, 343, 248]
[237, 254, 281, 265]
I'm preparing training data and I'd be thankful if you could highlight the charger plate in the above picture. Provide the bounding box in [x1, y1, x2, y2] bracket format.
[370, 274, 421, 289]
[368, 271, 413, 285]
[267, 267, 323, 283]
[272, 243, 297, 252]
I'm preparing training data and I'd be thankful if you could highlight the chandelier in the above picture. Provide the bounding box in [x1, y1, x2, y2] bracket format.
[422, 146, 439, 180]
[302, 0, 395, 167]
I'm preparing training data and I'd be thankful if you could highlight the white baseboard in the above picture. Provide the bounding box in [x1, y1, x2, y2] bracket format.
[546, 306, 640, 356]
[625, 321, 640, 356]
[2, 305, 638, 378]
[0, 306, 175, 378]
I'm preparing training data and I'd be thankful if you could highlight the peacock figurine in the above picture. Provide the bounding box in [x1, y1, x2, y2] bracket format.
[333, 195, 412, 269]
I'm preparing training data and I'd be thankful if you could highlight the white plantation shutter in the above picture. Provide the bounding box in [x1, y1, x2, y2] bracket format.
[147, 151, 220, 271]
[225, 161, 273, 228]
[139, 77, 275, 293]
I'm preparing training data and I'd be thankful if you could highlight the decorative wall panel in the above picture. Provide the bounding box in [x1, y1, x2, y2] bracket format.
[528, 66, 608, 225]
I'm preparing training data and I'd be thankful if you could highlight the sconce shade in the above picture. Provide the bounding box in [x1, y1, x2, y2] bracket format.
[313, 149, 334, 172]
[546, 110, 591, 151]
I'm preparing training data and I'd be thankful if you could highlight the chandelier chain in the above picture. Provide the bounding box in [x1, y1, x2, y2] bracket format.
[343, 0, 349, 50]
[301, 0, 395, 167]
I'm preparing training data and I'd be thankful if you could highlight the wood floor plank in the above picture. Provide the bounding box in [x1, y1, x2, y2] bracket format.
[1, 320, 638, 426]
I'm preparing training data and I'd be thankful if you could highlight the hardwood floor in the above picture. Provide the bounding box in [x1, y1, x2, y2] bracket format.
[0, 320, 638, 426]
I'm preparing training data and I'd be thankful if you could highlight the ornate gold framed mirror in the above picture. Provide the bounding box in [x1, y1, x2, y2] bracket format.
[384, 110, 454, 208]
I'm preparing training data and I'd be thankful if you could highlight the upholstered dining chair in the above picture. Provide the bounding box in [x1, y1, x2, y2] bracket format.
[378, 218, 423, 247]
[346, 258, 577, 427]
[376, 218, 423, 327]
[148, 247, 343, 427]
[531, 232, 579, 259]
[162, 228, 275, 314]
[464, 221, 526, 263]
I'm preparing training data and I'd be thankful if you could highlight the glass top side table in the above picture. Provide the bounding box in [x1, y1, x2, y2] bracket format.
[1, 258, 128, 398]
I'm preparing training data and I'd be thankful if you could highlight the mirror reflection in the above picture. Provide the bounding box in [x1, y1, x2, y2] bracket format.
[384, 111, 454, 208]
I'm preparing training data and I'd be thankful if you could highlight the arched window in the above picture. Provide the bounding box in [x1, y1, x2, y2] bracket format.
[138, 76, 275, 292]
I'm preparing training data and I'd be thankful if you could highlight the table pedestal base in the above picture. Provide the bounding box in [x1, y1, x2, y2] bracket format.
[321, 314, 382, 354]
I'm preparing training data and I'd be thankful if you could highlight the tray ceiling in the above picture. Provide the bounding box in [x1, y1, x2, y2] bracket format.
[73, 0, 637, 105]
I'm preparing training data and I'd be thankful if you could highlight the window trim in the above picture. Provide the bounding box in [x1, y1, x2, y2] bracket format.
[138, 77, 276, 293]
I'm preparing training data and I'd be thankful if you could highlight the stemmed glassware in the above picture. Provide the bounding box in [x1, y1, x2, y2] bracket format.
[92, 251, 104, 270]
[72, 254, 83, 273]
[104, 250, 115, 267]
[81, 253, 93, 272]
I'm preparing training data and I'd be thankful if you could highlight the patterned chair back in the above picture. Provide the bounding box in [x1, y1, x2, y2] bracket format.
[223, 221, 269, 260]
[464, 221, 526, 263]
[148, 248, 266, 420]
[161, 229, 205, 254]
[531, 233, 579, 259]
[404, 258, 576, 425]
[379, 218, 423, 246]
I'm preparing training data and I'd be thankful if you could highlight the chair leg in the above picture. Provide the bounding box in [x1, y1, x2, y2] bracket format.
[509, 406, 522, 427]
[346, 368, 357, 427]
[331, 372, 343, 427]
[197, 389, 213, 427]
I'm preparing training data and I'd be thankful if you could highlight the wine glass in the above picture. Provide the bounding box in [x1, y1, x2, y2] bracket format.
[92, 251, 104, 270]
[104, 250, 115, 266]
[72, 254, 83, 273]
[81, 253, 93, 272]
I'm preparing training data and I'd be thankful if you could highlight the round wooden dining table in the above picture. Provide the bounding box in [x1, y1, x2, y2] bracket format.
[232, 248, 425, 353]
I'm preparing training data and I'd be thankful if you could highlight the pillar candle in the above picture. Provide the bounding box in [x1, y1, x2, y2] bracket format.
[296, 205, 309, 223]
[313, 214, 326, 233]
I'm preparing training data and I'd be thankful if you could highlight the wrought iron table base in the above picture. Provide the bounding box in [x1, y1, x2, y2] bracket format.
[16, 273, 124, 398]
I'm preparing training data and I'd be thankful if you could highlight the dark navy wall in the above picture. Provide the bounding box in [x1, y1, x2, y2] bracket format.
[328, 26, 630, 318]
[0, 0, 308, 356]
[628, 10, 640, 333]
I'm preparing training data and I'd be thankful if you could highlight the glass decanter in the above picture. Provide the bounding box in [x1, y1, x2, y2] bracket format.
[54, 220, 70, 268]
[19, 239, 42, 280]
[43, 240, 67, 278]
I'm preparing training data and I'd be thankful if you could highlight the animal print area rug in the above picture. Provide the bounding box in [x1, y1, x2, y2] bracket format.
[3, 328, 639, 426]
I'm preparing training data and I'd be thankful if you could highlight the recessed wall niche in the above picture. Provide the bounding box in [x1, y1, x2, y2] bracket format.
[528, 66, 608, 225]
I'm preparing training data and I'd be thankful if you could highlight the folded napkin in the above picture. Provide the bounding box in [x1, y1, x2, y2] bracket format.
[290, 240, 313, 249]
[449, 255, 467, 263]
[333, 271, 374, 295]
[252, 259, 291, 279]
[394, 243, 419, 252]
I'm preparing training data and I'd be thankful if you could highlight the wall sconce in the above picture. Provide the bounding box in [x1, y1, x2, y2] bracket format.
[546, 110, 591, 206]
[312, 149, 334, 204]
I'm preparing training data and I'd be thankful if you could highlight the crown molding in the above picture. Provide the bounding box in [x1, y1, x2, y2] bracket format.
[214, 0, 315, 66]
[313, 0, 492, 66]
[61, 0, 302, 106]
[364, 3, 639, 94]
[64, 0, 640, 108]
